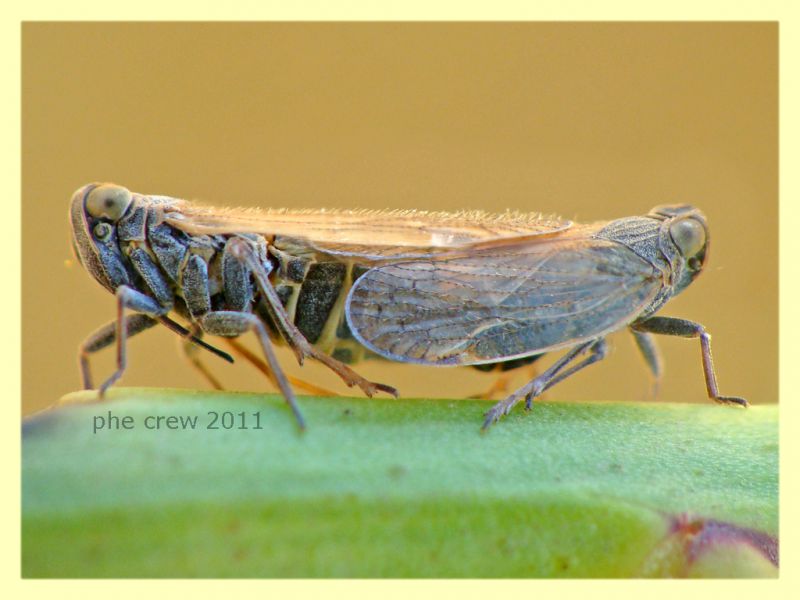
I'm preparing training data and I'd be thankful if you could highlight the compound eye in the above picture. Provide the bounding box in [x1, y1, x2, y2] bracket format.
[93, 221, 113, 242]
[670, 218, 706, 260]
[85, 184, 132, 221]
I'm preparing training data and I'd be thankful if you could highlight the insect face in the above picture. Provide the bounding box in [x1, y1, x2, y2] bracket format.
[671, 217, 707, 268]
[650, 204, 710, 295]
[69, 183, 134, 293]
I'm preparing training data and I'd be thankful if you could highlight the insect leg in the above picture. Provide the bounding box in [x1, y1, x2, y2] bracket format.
[222, 337, 339, 397]
[79, 314, 158, 390]
[227, 239, 398, 399]
[525, 339, 608, 400]
[92, 239, 228, 392]
[80, 314, 233, 390]
[482, 339, 607, 430]
[178, 324, 225, 390]
[630, 329, 663, 399]
[158, 316, 234, 364]
[471, 355, 544, 400]
[197, 311, 305, 429]
[530, 339, 609, 404]
[173, 251, 233, 390]
[631, 316, 747, 407]
[470, 367, 516, 400]
[97, 285, 171, 396]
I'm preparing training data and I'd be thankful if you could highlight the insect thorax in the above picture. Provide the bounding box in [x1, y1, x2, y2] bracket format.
[117, 198, 375, 364]
[594, 215, 680, 321]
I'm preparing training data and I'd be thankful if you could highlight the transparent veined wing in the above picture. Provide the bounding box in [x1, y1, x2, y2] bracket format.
[164, 203, 572, 259]
[345, 235, 663, 365]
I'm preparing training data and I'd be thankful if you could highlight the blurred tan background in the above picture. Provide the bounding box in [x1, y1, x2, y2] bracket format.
[22, 22, 777, 415]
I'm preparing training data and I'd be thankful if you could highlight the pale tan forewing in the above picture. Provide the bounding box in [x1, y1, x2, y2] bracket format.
[164, 204, 572, 259]
[345, 235, 663, 365]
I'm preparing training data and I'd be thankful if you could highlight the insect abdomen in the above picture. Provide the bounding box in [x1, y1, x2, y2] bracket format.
[294, 262, 347, 343]
[267, 250, 381, 364]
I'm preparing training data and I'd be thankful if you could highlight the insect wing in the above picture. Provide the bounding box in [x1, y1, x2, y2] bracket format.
[345, 235, 663, 365]
[165, 205, 572, 259]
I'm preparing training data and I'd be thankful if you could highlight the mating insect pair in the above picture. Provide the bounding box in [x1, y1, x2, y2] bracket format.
[69, 183, 747, 430]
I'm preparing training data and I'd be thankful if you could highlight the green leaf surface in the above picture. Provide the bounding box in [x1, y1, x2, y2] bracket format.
[22, 389, 778, 578]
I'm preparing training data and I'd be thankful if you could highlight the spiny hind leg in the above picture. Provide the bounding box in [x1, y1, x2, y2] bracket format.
[483, 339, 608, 430]
[470, 355, 544, 400]
[294, 343, 398, 398]
[227, 238, 398, 399]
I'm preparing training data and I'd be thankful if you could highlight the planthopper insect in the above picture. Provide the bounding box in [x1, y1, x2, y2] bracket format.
[69, 183, 747, 430]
